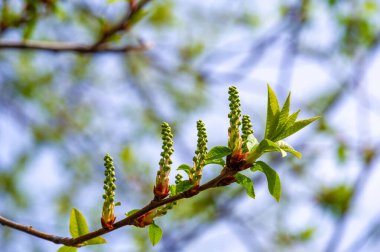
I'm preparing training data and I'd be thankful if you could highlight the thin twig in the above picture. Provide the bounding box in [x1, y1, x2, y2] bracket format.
[0, 168, 237, 247]
[0, 40, 151, 53]
[92, 0, 152, 48]
[0, 0, 153, 53]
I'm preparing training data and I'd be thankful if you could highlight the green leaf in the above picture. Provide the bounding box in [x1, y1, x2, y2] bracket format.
[175, 180, 194, 193]
[275, 116, 321, 140]
[205, 146, 231, 160]
[251, 161, 281, 202]
[57, 246, 77, 252]
[169, 185, 176, 195]
[204, 158, 225, 166]
[148, 223, 163, 246]
[69, 208, 89, 238]
[125, 209, 139, 217]
[115, 201, 121, 206]
[258, 139, 284, 155]
[265, 84, 281, 139]
[286, 110, 300, 126]
[85, 236, 107, 245]
[177, 164, 192, 175]
[276, 141, 302, 158]
[278, 92, 291, 128]
[247, 138, 282, 162]
[234, 173, 255, 199]
[245, 134, 259, 151]
[272, 110, 300, 141]
[68, 208, 107, 246]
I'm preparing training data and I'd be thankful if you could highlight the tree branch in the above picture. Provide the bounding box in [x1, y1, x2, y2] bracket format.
[0, 168, 237, 247]
[92, 0, 153, 48]
[0, 0, 153, 54]
[0, 40, 151, 53]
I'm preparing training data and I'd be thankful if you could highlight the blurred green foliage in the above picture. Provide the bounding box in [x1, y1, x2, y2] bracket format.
[316, 184, 353, 217]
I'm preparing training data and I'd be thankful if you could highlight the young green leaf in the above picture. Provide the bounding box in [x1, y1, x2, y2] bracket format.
[272, 110, 300, 141]
[276, 141, 302, 158]
[177, 164, 192, 176]
[177, 164, 192, 172]
[85, 236, 107, 245]
[57, 246, 77, 252]
[258, 139, 283, 154]
[169, 185, 177, 196]
[251, 161, 281, 202]
[175, 180, 194, 193]
[287, 110, 300, 124]
[245, 134, 259, 152]
[69, 208, 90, 238]
[68, 208, 107, 246]
[234, 173, 255, 199]
[265, 84, 280, 139]
[148, 223, 163, 246]
[278, 92, 291, 128]
[125, 209, 139, 217]
[205, 146, 231, 160]
[246, 138, 281, 162]
[274, 116, 321, 141]
[204, 158, 225, 166]
[273, 92, 292, 138]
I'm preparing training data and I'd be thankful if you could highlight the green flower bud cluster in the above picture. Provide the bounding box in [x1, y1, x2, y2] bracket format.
[175, 174, 183, 184]
[155, 202, 176, 217]
[156, 122, 174, 182]
[102, 153, 117, 229]
[228, 86, 242, 152]
[191, 120, 208, 184]
[242, 115, 253, 152]
[103, 154, 116, 205]
[154, 122, 174, 199]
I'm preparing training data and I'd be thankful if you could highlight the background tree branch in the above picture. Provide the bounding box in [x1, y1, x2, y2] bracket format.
[0, 40, 151, 53]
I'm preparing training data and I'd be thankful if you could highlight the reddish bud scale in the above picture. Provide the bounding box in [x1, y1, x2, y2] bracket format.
[134, 211, 155, 228]
[153, 181, 170, 200]
[226, 152, 252, 171]
[101, 215, 116, 230]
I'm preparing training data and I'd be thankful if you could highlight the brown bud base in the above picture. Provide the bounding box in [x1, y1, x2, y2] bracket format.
[101, 216, 116, 230]
[153, 184, 169, 200]
[226, 153, 252, 171]
[133, 212, 154, 228]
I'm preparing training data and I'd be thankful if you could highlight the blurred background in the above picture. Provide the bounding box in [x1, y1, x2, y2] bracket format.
[1, 0, 380, 251]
